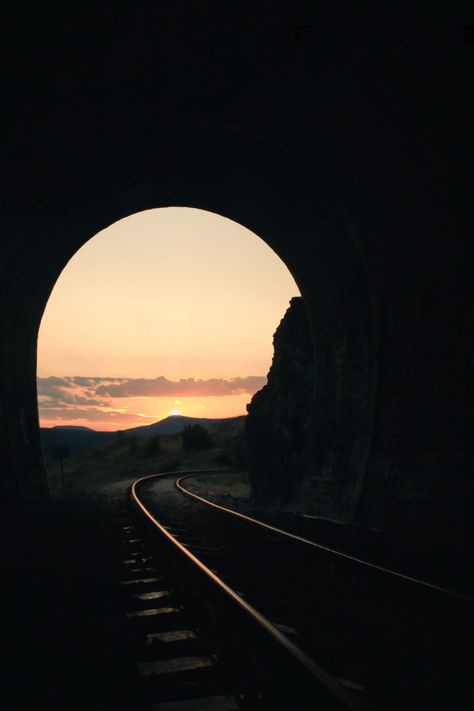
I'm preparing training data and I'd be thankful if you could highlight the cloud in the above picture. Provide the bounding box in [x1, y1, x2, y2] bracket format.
[39, 407, 143, 424]
[94, 375, 267, 398]
[38, 395, 107, 409]
[37, 374, 266, 425]
[37, 375, 266, 402]
[37, 376, 70, 395]
[37, 375, 267, 430]
[37, 376, 109, 408]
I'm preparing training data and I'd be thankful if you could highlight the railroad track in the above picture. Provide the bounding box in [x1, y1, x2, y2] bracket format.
[126, 470, 474, 710]
[125, 471, 362, 710]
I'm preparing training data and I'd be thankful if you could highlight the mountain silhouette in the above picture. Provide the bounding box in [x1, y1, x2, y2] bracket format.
[123, 415, 243, 437]
[40, 415, 245, 462]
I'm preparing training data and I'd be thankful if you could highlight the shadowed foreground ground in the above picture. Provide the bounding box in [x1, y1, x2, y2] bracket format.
[1, 482, 138, 710]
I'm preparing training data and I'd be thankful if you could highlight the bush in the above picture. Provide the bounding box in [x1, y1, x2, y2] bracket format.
[182, 424, 212, 451]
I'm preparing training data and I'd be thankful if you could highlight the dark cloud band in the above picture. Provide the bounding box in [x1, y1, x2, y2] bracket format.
[37, 374, 266, 426]
[94, 375, 266, 398]
[37, 374, 266, 404]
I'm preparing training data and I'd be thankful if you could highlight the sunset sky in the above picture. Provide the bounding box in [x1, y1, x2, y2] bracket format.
[37, 208, 300, 430]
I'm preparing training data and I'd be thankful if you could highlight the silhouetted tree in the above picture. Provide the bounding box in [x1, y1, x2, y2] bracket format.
[182, 424, 211, 451]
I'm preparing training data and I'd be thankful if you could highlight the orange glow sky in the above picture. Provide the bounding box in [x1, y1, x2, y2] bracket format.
[37, 208, 299, 430]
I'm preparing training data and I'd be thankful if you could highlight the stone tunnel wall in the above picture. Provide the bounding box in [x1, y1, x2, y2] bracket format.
[361, 266, 474, 534]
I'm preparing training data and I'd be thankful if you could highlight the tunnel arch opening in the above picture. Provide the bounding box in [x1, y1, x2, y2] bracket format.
[36, 206, 305, 494]
[33, 204, 376, 524]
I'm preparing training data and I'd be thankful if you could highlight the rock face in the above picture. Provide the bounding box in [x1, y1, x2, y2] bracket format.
[246, 297, 314, 504]
[246, 294, 474, 547]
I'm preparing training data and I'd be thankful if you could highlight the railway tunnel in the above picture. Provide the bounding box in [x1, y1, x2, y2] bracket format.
[2, 132, 379, 519]
[1, 16, 473, 709]
[1, 101, 470, 540]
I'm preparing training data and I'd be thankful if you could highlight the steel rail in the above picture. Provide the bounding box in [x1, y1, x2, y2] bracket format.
[176, 471, 473, 602]
[131, 471, 364, 711]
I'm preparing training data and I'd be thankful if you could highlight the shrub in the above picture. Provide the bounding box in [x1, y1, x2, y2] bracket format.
[182, 424, 212, 450]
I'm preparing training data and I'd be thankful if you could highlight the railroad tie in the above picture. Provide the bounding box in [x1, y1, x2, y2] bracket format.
[133, 590, 171, 601]
[138, 655, 214, 677]
[126, 607, 179, 619]
[119, 577, 162, 586]
[146, 630, 197, 644]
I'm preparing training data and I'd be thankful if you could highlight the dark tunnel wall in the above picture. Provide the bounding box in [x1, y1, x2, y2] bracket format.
[0, 20, 472, 530]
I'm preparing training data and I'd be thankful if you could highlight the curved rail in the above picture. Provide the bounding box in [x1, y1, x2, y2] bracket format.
[131, 471, 364, 711]
[176, 471, 472, 602]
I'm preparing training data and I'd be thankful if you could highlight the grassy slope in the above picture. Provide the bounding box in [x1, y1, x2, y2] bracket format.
[47, 422, 246, 495]
[182, 471, 251, 503]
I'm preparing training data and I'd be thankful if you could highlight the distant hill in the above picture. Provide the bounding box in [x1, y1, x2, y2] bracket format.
[123, 415, 245, 438]
[39, 426, 115, 463]
[51, 425, 95, 431]
[40, 415, 246, 463]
